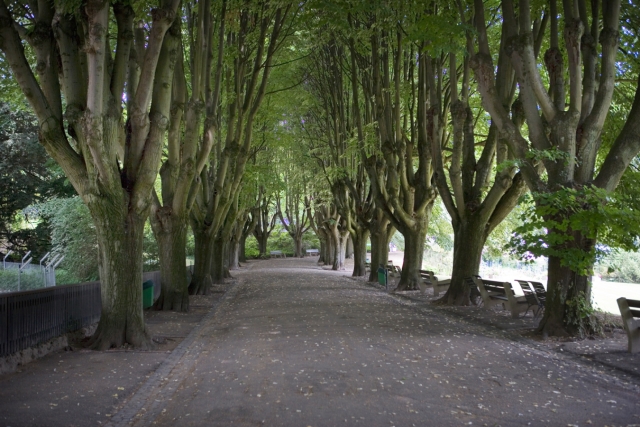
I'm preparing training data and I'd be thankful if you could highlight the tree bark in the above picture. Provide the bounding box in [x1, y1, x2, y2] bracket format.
[368, 213, 393, 282]
[540, 232, 596, 337]
[326, 236, 335, 267]
[189, 225, 214, 295]
[239, 212, 257, 263]
[239, 234, 249, 263]
[318, 230, 329, 264]
[396, 217, 429, 291]
[229, 219, 245, 270]
[441, 218, 486, 305]
[345, 235, 354, 259]
[351, 228, 370, 277]
[211, 234, 230, 283]
[256, 233, 269, 257]
[151, 213, 189, 311]
[89, 205, 151, 350]
[293, 235, 304, 258]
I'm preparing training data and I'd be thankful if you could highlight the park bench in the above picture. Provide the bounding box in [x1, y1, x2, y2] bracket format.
[617, 297, 640, 353]
[502, 281, 538, 318]
[529, 281, 546, 308]
[473, 277, 534, 318]
[516, 280, 544, 319]
[471, 276, 508, 311]
[270, 250, 286, 258]
[465, 275, 483, 306]
[418, 270, 451, 297]
[305, 249, 319, 257]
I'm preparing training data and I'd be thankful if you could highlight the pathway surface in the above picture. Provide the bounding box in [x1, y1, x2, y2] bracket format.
[117, 257, 640, 427]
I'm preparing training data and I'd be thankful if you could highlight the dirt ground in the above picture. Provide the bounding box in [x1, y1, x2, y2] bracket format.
[1, 257, 639, 427]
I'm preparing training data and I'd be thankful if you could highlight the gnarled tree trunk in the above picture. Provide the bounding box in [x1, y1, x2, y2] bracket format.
[368, 213, 393, 282]
[444, 218, 487, 305]
[151, 212, 189, 311]
[189, 225, 214, 295]
[89, 201, 150, 350]
[211, 234, 231, 283]
[396, 216, 430, 291]
[351, 228, 370, 277]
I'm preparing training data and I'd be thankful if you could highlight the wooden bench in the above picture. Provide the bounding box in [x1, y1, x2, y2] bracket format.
[270, 250, 286, 258]
[503, 281, 536, 318]
[305, 249, 319, 257]
[472, 276, 510, 311]
[529, 281, 546, 307]
[473, 277, 534, 318]
[516, 280, 544, 319]
[418, 270, 451, 297]
[617, 297, 640, 353]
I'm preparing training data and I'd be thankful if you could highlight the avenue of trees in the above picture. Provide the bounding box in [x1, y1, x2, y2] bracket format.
[1, 0, 639, 346]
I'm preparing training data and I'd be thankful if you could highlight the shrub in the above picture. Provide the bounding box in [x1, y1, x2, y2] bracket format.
[599, 250, 640, 284]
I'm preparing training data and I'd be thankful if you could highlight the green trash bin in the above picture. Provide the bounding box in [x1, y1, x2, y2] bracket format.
[143, 280, 154, 309]
[377, 266, 387, 289]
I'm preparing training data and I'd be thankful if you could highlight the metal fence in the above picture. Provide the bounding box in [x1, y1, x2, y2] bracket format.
[0, 281, 101, 357]
[0, 270, 168, 358]
[1, 251, 63, 292]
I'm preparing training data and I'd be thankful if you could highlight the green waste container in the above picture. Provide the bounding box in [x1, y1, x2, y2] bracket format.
[377, 266, 387, 289]
[143, 280, 154, 309]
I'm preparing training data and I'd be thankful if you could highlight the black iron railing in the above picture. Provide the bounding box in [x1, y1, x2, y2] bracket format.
[0, 270, 166, 357]
[0, 281, 101, 357]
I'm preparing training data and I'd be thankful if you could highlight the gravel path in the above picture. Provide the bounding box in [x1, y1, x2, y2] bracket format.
[121, 257, 640, 427]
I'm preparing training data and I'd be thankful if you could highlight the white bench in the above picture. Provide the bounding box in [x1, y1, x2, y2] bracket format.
[305, 249, 319, 257]
[270, 250, 286, 258]
[472, 277, 509, 311]
[472, 277, 533, 318]
[418, 270, 451, 297]
[617, 297, 640, 353]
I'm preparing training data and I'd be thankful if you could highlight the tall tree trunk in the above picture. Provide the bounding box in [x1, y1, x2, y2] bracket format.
[239, 213, 257, 263]
[90, 206, 150, 350]
[440, 218, 486, 304]
[346, 235, 353, 259]
[211, 233, 232, 283]
[368, 214, 392, 282]
[317, 229, 329, 264]
[228, 241, 240, 270]
[255, 233, 269, 257]
[229, 221, 244, 270]
[189, 226, 214, 295]
[239, 234, 248, 263]
[351, 228, 370, 277]
[396, 216, 430, 291]
[293, 234, 303, 258]
[152, 215, 189, 311]
[326, 229, 336, 267]
[540, 232, 596, 337]
[329, 224, 348, 271]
